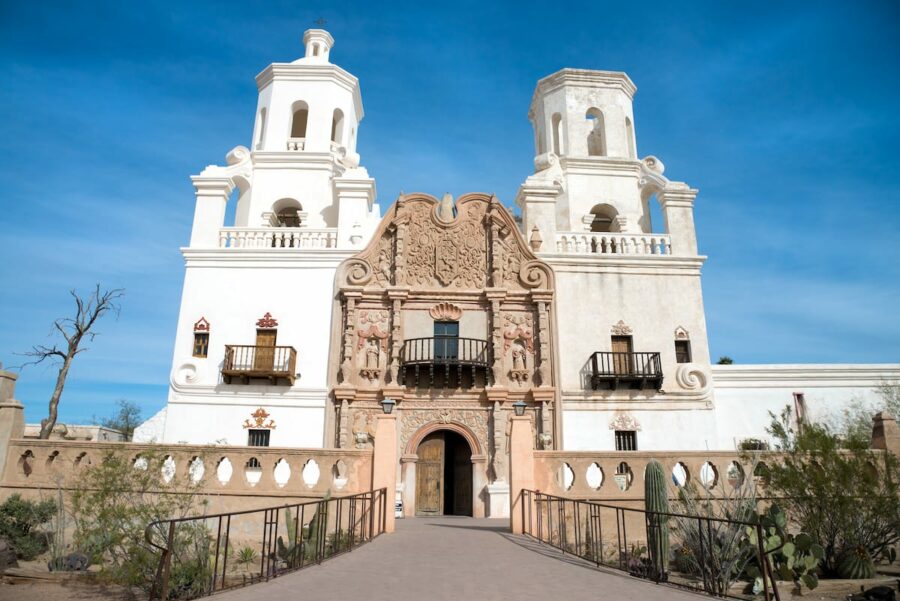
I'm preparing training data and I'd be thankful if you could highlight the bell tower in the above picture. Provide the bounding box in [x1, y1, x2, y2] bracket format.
[188, 28, 378, 249]
[517, 68, 698, 256]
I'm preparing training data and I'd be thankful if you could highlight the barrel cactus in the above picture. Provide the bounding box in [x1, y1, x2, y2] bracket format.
[644, 460, 670, 579]
[837, 546, 875, 580]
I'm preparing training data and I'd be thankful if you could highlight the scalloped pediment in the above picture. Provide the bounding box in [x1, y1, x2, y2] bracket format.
[340, 193, 552, 291]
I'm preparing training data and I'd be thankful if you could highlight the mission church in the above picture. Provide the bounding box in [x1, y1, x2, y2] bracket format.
[133, 29, 899, 518]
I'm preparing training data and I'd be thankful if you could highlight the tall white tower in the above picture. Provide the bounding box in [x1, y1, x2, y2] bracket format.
[154, 30, 381, 448]
[517, 68, 699, 256]
[189, 29, 378, 250]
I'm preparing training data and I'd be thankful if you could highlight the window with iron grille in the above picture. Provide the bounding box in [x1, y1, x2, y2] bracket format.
[615, 430, 637, 451]
[674, 340, 692, 364]
[247, 429, 270, 447]
[192, 332, 209, 358]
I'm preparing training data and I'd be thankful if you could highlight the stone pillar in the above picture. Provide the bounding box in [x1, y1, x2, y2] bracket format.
[508, 415, 535, 534]
[189, 176, 234, 248]
[515, 166, 561, 251]
[372, 413, 398, 533]
[0, 370, 25, 481]
[657, 186, 699, 256]
[872, 412, 900, 456]
[334, 176, 376, 250]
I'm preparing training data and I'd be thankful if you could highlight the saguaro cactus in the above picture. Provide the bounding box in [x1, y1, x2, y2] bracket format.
[644, 460, 670, 579]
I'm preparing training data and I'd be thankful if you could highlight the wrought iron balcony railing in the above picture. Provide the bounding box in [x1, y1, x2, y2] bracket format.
[589, 351, 662, 390]
[400, 337, 490, 388]
[222, 345, 297, 385]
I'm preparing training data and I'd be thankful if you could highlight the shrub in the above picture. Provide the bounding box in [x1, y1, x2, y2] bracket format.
[671, 461, 759, 596]
[70, 451, 210, 597]
[0, 494, 57, 560]
[761, 407, 900, 575]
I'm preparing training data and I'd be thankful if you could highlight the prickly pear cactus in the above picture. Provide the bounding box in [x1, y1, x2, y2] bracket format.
[837, 546, 875, 580]
[644, 460, 670, 578]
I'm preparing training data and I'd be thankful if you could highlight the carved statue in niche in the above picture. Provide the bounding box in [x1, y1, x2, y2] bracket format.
[360, 338, 382, 382]
[503, 313, 535, 385]
[356, 310, 389, 384]
[509, 342, 529, 384]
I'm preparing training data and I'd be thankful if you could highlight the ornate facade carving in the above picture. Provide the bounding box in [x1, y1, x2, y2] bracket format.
[193, 317, 210, 332]
[256, 312, 278, 329]
[400, 408, 489, 453]
[243, 407, 276, 429]
[429, 302, 462, 322]
[608, 412, 640, 431]
[674, 326, 690, 340]
[611, 320, 633, 336]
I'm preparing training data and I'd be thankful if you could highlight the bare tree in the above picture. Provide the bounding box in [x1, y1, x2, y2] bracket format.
[23, 285, 124, 439]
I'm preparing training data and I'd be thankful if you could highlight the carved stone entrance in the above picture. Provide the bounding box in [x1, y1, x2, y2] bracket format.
[415, 430, 473, 516]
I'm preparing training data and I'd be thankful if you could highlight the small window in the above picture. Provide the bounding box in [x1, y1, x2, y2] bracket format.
[247, 429, 270, 447]
[192, 333, 209, 358]
[433, 321, 459, 361]
[675, 340, 692, 364]
[615, 430, 637, 451]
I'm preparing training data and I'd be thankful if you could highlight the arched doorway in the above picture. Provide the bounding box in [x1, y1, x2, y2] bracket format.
[415, 430, 473, 516]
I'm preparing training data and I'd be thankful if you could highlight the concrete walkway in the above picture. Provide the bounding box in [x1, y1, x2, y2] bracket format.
[217, 517, 703, 601]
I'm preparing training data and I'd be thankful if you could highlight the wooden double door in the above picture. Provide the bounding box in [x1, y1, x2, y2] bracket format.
[415, 431, 473, 516]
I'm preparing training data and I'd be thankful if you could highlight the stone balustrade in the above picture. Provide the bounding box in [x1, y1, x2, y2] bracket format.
[286, 137, 305, 151]
[554, 232, 672, 255]
[532, 450, 777, 501]
[218, 227, 338, 249]
[3, 439, 373, 500]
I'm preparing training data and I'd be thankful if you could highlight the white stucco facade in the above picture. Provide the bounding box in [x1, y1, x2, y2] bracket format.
[136, 29, 899, 462]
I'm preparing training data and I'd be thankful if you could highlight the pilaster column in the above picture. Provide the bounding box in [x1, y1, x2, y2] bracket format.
[340, 290, 362, 385]
[531, 291, 553, 387]
[334, 176, 376, 250]
[657, 186, 699, 256]
[386, 288, 409, 385]
[189, 176, 234, 248]
[515, 173, 561, 253]
[485, 289, 507, 387]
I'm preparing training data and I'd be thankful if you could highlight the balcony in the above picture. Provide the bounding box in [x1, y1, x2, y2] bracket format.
[589, 351, 662, 390]
[218, 227, 337, 249]
[400, 337, 490, 388]
[555, 232, 671, 256]
[222, 345, 297, 385]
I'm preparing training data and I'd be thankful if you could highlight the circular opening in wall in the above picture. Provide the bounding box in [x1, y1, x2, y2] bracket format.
[699, 461, 718, 488]
[585, 462, 604, 490]
[216, 457, 233, 485]
[557, 463, 575, 491]
[244, 457, 262, 486]
[273, 458, 291, 488]
[672, 462, 689, 487]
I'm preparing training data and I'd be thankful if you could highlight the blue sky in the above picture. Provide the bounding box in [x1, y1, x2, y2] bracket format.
[1, 1, 898, 425]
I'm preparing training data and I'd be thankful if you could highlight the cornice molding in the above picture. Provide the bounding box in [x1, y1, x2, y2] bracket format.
[712, 364, 900, 388]
[255, 63, 364, 119]
[531, 68, 637, 111]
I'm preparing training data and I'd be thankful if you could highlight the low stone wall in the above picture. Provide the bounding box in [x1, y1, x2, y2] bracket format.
[1, 438, 373, 514]
[533, 449, 773, 501]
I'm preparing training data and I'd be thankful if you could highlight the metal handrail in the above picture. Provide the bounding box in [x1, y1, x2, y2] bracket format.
[400, 337, 490, 367]
[521, 489, 779, 601]
[222, 345, 297, 383]
[589, 351, 662, 378]
[145, 488, 388, 600]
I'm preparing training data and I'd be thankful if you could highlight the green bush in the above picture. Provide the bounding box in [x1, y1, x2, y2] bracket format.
[0, 494, 57, 560]
[761, 407, 900, 575]
[70, 451, 210, 598]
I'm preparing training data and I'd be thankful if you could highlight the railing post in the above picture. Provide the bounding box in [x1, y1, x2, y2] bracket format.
[509, 415, 535, 534]
[160, 521, 175, 601]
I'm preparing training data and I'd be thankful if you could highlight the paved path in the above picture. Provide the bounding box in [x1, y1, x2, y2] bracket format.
[217, 517, 703, 601]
